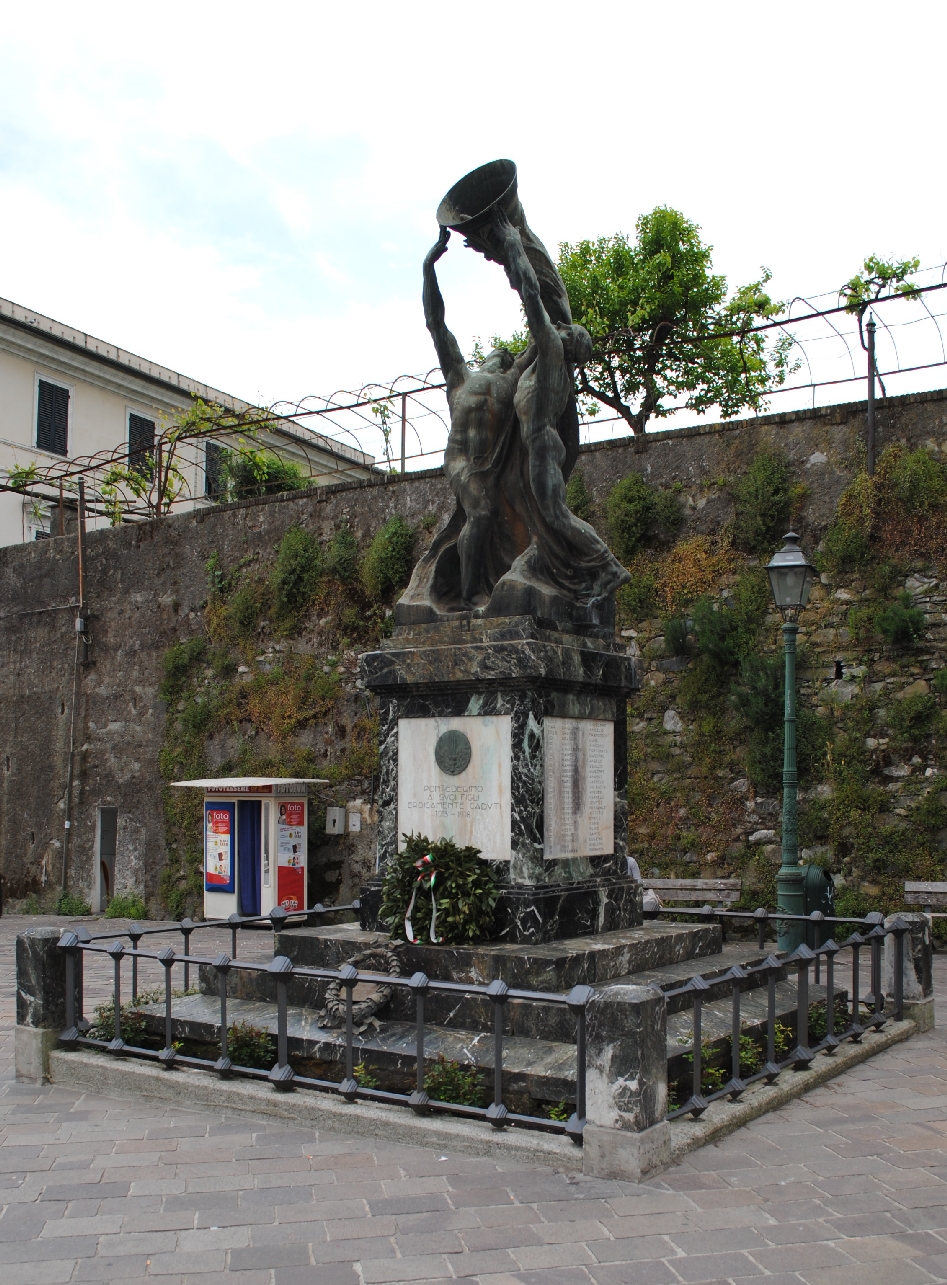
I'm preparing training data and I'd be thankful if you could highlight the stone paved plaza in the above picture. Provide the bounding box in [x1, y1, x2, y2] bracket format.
[3, 915, 947, 1284]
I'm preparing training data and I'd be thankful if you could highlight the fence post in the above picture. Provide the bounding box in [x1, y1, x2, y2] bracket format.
[16, 928, 71, 1083]
[152, 946, 175, 1067]
[582, 983, 670, 1183]
[267, 955, 295, 1090]
[407, 971, 430, 1114]
[485, 979, 509, 1129]
[884, 913, 934, 1030]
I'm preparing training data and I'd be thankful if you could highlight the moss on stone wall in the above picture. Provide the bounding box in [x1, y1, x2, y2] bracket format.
[158, 520, 413, 916]
[621, 442, 947, 921]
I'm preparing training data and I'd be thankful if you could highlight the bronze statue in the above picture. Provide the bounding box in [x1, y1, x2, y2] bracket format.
[396, 161, 629, 629]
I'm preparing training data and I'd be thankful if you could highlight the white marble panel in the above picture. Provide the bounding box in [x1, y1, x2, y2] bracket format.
[544, 717, 614, 858]
[397, 715, 512, 859]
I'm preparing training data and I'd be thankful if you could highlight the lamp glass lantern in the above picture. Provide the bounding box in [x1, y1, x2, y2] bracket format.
[766, 532, 817, 619]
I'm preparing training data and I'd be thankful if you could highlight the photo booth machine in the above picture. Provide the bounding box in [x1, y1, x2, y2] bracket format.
[170, 777, 326, 920]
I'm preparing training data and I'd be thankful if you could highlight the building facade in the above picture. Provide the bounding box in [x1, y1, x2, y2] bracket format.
[0, 296, 375, 546]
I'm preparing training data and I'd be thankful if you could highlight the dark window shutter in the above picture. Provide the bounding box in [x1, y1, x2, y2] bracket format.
[205, 441, 225, 498]
[37, 380, 69, 456]
[128, 413, 156, 474]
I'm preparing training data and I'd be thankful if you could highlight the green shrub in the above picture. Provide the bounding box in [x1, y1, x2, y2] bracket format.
[361, 516, 415, 601]
[933, 669, 947, 696]
[327, 524, 360, 583]
[834, 885, 877, 920]
[875, 592, 925, 649]
[691, 571, 769, 673]
[885, 445, 947, 512]
[609, 469, 659, 564]
[159, 637, 208, 702]
[227, 1020, 275, 1069]
[730, 655, 829, 792]
[663, 616, 690, 656]
[353, 1061, 379, 1089]
[424, 1054, 488, 1107]
[565, 469, 594, 521]
[56, 890, 92, 916]
[606, 474, 682, 562]
[732, 450, 793, 554]
[223, 449, 307, 499]
[380, 834, 498, 945]
[888, 692, 939, 744]
[617, 570, 657, 623]
[105, 892, 147, 920]
[88, 995, 154, 1044]
[227, 581, 267, 639]
[272, 526, 324, 617]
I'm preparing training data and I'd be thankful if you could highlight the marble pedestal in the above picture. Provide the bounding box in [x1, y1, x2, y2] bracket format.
[359, 615, 640, 944]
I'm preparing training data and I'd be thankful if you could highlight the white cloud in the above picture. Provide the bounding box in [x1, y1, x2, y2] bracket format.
[0, 0, 944, 431]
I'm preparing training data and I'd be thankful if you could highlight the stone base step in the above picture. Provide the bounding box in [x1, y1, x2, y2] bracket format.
[274, 919, 723, 989]
[139, 994, 576, 1111]
[666, 981, 847, 1082]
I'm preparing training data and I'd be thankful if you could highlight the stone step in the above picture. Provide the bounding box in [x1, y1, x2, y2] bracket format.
[273, 919, 723, 989]
[618, 943, 794, 1013]
[139, 993, 576, 1112]
[666, 980, 847, 1082]
[199, 919, 727, 1044]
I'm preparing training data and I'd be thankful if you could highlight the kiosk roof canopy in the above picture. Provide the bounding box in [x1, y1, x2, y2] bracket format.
[170, 777, 328, 789]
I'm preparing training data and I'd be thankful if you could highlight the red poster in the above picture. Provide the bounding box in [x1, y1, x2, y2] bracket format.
[277, 799, 306, 911]
[204, 804, 234, 892]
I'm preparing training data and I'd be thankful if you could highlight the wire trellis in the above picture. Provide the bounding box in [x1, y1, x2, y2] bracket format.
[7, 263, 947, 529]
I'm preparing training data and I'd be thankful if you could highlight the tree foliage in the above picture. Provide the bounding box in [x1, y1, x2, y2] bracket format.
[557, 207, 793, 447]
[840, 254, 920, 352]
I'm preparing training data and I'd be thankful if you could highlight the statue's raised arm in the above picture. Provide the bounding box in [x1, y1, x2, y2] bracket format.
[422, 227, 467, 396]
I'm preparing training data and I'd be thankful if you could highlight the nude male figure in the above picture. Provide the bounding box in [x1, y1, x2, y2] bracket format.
[423, 226, 534, 606]
[493, 211, 629, 603]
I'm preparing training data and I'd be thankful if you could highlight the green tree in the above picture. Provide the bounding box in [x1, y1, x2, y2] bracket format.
[840, 254, 920, 358]
[558, 208, 792, 451]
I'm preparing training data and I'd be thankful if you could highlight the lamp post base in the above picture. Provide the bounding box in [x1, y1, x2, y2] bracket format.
[777, 867, 805, 952]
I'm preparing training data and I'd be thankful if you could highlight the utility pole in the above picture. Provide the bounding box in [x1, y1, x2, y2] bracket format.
[400, 392, 407, 474]
[866, 315, 877, 476]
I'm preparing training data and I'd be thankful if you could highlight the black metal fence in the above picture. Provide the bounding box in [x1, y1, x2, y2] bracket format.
[53, 901, 916, 1138]
[655, 908, 911, 1120]
[56, 901, 590, 1144]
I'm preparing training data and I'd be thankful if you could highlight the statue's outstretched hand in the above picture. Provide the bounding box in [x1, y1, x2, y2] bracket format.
[424, 225, 450, 267]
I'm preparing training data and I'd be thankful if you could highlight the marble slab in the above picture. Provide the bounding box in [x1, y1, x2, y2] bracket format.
[543, 718, 614, 859]
[397, 715, 512, 859]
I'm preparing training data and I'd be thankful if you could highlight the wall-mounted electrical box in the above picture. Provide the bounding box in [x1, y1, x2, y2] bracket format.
[325, 807, 346, 835]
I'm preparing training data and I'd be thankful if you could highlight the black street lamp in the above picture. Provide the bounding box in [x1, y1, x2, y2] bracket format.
[766, 533, 817, 951]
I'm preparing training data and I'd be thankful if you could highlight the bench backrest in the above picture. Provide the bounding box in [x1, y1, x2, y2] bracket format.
[643, 878, 742, 906]
[904, 880, 947, 908]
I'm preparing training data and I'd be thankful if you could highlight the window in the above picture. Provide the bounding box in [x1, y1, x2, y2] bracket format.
[128, 412, 156, 474]
[205, 441, 225, 499]
[36, 379, 69, 455]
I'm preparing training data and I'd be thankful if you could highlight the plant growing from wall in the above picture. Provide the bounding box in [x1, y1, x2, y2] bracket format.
[565, 469, 594, 522]
[272, 526, 324, 621]
[875, 592, 926, 649]
[380, 834, 498, 945]
[606, 474, 682, 562]
[361, 516, 415, 601]
[731, 450, 796, 555]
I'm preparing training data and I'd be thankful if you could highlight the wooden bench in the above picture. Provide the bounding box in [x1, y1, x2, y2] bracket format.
[904, 881, 947, 914]
[643, 878, 742, 909]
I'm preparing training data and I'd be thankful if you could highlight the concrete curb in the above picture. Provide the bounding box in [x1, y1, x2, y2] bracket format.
[48, 1017, 920, 1180]
[47, 1050, 584, 1172]
[668, 1018, 918, 1164]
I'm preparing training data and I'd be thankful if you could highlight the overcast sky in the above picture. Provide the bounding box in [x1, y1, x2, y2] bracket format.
[2, 1, 944, 429]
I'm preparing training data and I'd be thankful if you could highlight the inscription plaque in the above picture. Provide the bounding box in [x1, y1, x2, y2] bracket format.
[543, 717, 614, 859]
[398, 715, 512, 859]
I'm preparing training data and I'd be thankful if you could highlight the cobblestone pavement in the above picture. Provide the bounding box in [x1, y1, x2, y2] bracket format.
[3, 914, 947, 1284]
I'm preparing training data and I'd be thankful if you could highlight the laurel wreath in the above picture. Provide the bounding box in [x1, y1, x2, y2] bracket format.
[316, 946, 402, 1033]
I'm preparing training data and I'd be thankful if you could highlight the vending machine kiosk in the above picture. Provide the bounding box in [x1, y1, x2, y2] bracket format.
[170, 777, 326, 921]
